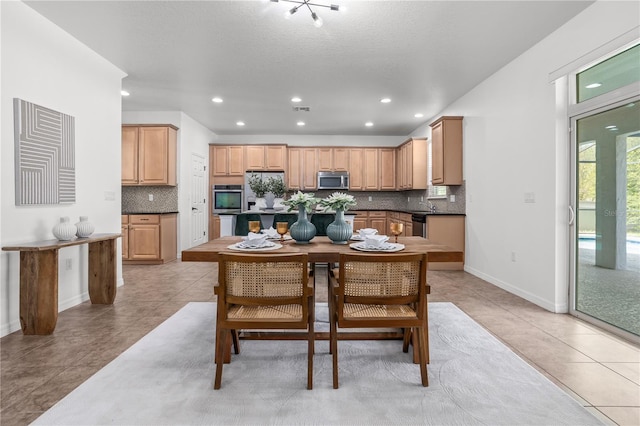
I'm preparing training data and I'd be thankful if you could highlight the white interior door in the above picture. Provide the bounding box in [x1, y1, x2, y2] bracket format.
[190, 153, 206, 246]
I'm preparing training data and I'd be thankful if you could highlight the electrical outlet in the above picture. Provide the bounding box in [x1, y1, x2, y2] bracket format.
[511, 252, 516, 262]
[420, 196, 424, 202]
[368, 196, 372, 201]
[524, 192, 535, 203]
[407, 197, 410, 202]
[65, 259, 72, 270]
[148, 194, 154, 201]
[449, 195, 456, 202]
[104, 191, 115, 201]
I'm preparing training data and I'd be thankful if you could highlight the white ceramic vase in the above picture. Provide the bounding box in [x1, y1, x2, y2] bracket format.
[52, 217, 77, 241]
[255, 197, 268, 210]
[75, 216, 95, 238]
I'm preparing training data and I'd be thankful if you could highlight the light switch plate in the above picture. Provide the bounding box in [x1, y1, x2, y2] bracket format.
[449, 195, 456, 202]
[149, 194, 154, 201]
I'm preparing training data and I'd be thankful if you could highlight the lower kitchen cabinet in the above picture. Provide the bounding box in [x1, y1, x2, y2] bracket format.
[122, 214, 177, 264]
[427, 215, 465, 270]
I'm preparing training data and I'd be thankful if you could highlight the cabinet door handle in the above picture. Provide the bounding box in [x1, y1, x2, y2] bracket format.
[140, 218, 149, 221]
[568, 205, 575, 226]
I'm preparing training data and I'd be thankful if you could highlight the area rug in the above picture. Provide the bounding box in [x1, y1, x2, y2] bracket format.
[33, 302, 602, 425]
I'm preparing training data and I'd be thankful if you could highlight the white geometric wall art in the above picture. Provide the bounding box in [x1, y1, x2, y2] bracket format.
[13, 98, 76, 205]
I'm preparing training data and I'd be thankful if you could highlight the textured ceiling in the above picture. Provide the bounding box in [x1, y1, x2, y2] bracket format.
[24, 1, 593, 136]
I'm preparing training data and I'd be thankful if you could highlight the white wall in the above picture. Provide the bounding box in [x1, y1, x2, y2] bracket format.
[122, 111, 216, 252]
[410, 1, 639, 312]
[0, 2, 126, 336]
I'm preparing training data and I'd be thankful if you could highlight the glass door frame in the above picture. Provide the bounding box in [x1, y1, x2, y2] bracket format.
[569, 93, 640, 344]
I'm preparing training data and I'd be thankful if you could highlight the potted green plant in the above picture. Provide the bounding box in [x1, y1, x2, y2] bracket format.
[267, 176, 287, 210]
[282, 191, 320, 244]
[248, 173, 268, 209]
[319, 192, 357, 244]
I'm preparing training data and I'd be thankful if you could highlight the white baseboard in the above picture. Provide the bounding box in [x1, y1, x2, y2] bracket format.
[463, 265, 556, 312]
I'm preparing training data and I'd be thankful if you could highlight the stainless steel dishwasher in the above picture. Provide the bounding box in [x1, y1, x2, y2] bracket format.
[411, 213, 427, 237]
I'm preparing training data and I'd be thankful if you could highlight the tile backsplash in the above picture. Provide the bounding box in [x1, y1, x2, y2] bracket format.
[312, 182, 465, 214]
[122, 186, 179, 213]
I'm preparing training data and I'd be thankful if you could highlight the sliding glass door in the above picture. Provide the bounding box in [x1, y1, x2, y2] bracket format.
[573, 101, 639, 338]
[570, 43, 639, 340]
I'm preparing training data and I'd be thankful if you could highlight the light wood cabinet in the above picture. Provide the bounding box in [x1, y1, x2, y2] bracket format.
[348, 148, 364, 190]
[123, 214, 177, 264]
[122, 125, 177, 186]
[430, 116, 463, 186]
[379, 148, 396, 190]
[352, 214, 368, 232]
[121, 215, 129, 259]
[427, 215, 465, 270]
[396, 138, 427, 190]
[302, 148, 318, 189]
[286, 147, 317, 190]
[212, 145, 244, 177]
[368, 211, 387, 235]
[212, 215, 221, 240]
[363, 149, 379, 190]
[318, 148, 349, 172]
[349, 148, 393, 191]
[244, 145, 287, 171]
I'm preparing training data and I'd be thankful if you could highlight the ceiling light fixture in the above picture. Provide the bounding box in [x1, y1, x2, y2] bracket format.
[380, 98, 391, 103]
[297, 121, 306, 126]
[365, 122, 374, 127]
[212, 97, 223, 103]
[585, 83, 602, 89]
[236, 121, 245, 126]
[121, 90, 130, 97]
[414, 113, 424, 118]
[270, 0, 344, 28]
[291, 97, 302, 102]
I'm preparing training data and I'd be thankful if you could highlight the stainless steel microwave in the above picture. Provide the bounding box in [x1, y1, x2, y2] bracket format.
[317, 171, 349, 190]
[212, 185, 243, 212]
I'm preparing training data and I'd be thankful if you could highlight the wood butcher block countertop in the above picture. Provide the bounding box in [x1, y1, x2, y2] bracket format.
[182, 236, 463, 264]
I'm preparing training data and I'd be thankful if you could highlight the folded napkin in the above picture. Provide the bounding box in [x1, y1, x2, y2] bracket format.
[261, 227, 279, 238]
[364, 234, 390, 248]
[358, 228, 378, 237]
[240, 232, 270, 248]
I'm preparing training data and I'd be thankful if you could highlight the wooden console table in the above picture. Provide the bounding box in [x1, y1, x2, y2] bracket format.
[3, 233, 121, 335]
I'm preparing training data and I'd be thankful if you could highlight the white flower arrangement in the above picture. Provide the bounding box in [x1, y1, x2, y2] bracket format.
[282, 191, 320, 213]
[319, 192, 357, 212]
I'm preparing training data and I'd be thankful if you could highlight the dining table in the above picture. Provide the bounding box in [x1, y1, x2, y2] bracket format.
[181, 235, 464, 264]
[181, 235, 464, 362]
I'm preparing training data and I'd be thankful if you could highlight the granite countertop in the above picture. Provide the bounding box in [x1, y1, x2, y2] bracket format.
[213, 209, 464, 216]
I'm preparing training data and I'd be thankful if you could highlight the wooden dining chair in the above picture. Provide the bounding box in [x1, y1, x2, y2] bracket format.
[214, 252, 315, 390]
[329, 252, 430, 389]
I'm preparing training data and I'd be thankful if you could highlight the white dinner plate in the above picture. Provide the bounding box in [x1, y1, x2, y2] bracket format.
[349, 242, 405, 252]
[227, 242, 282, 251]
[265, 235, 292, 241]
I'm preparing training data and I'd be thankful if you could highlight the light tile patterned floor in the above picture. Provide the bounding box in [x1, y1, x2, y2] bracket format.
[0, 261, 638, 425]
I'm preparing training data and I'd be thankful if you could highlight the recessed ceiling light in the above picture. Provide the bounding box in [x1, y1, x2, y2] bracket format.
[605, 125, 617, 129]
[297, 121, 305, 126]
[365, 122, 374, 127]
[585, 83, 602, 89]
[212, 97, 223, 103]
[236, 121, 245, 126]
[121, 90, 130, 97]
[380, 98, 391, 103]
[607, 127, 619, 131]
[291, 97, 302, 103]
[414, 113, 424, 118]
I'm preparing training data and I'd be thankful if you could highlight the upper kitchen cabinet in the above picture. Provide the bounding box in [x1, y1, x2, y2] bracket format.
[244, 145, 287, 171]
[396, 138, 427, 190]
[212, 145, 244, 177]
[349, 148, 392, 191]
[317, 147, 349, 172]
[379, 148, 396, 190]
[287, 147, 317, 190]
[430, 116, 463, 186]
[122, 125, 177, 186]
